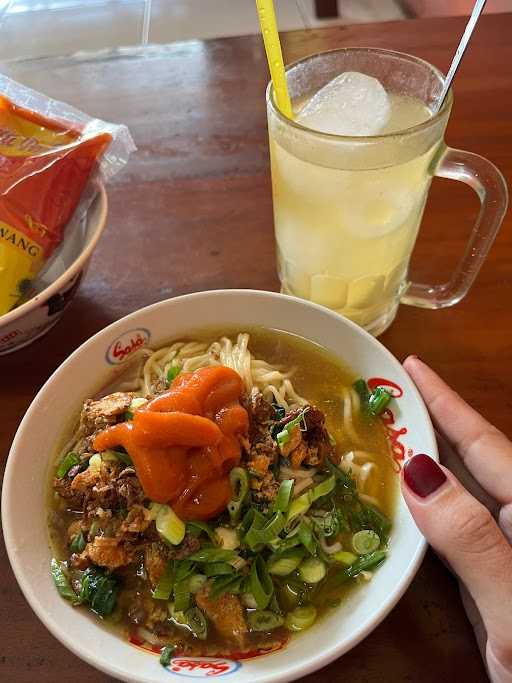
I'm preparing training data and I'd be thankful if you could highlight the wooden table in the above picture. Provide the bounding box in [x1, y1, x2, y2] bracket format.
[1, 13, 510, 683]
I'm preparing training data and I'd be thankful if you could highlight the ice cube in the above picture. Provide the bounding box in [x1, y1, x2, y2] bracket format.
[297, 71, 391, 137]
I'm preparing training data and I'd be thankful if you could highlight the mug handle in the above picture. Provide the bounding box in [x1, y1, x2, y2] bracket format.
[401, 147, 508, 309]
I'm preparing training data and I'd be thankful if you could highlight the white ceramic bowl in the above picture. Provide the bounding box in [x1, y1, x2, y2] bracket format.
[0, 184, 107, 355]
[2, 290, 437, 683]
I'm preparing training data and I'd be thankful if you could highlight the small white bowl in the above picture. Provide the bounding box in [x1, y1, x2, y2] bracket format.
[2, 290, 436, 683]
[0, 183, 107, 355]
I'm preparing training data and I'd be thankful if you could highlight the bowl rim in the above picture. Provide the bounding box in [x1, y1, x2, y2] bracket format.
[2, 289, 434, 682]
[0, 182, 108, 327]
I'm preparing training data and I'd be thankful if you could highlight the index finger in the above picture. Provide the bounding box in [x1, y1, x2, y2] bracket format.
[403, 356, 512, 505]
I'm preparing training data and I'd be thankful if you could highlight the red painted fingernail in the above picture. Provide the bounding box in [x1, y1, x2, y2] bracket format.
[403, 454, 447, 498]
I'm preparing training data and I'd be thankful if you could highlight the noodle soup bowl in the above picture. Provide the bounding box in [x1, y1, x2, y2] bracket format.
[3, 289, 437, 683]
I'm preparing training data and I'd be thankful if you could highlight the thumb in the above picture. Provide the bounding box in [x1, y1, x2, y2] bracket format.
[402, 454, 512, 644]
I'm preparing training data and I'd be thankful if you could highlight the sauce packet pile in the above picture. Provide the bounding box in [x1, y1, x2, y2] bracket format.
[0, 74, 135, 315]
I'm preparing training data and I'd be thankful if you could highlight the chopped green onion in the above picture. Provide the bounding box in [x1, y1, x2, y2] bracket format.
[186, 520, 217, 544]
[285, 605, 317, 632]
[353, 379, 370, 405]
[353, 503, 392, 543]
[286, 475, 336, 523]
[298, 557, 326, 584]
[228, 467, 249, 523]
[276, 429, 291, 448]
[188, 574, 207, 594]
[50, 558, 80, 604]
[241, 592, 258, 609]
[210, 574, 244, 599]
[310, 511, 339, 538]
[154, 505, 186, 546]
[334, 551, 387, 584]
[188, 548, 237, 563]
[352, 530, 380, 555]
[102, 449, 132, 466]
[185, 606, 208, 640]
[268, 548, 305, 576]
[297, 520, 317, 556]
[56, 452, 79, 479]
[215, 526, 239, 550]
[244, 512, 286, 550]
[369, 387, 392, 416]
[152, 563, 174, 600]
[247, 610, 284, 631]
[333, 551, 357, 566]
[239, 508, 265, 537]
[273, 479, 294, 513]
[69, 531, 86, 554]
[328, 431, 336, 446]
[160, 645, 175, 668]
[174, 580, 191, 612]
[250, 556, 274, 609]
[204, 562, 234, 577]
[124, 410, 134, 420]
[167, 364, 181, 383]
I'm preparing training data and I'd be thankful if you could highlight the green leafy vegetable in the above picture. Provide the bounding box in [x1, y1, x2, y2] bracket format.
[69, 531, 86, 554]
[50, 558, 80, 604]
[79, 567, 119, 616]
[188, 548, 237, 563]
[228, 467, 249, 523]
[268, 548, 305, 576]
[56, 452, 79, 479]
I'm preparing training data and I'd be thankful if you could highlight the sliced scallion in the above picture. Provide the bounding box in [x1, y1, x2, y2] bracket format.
[368, 387, 392, 416]
[155, 505, 186, 546]
[167, 364, 181, 383]
[188, 548, 237, 563]
[273, 479, 294, 513]
[247, 610, 284, 631]
[352, 530, 380, 555]
[298, 557, 326, 584]
[188, 574, 207, 594]
[285, 605, 317, 632]
[152, 563, 174, 600]
[250, 556, 274, 609]
[228, 467, 249, 523]
[186, 520, 217, 544]
[160, 645, 175, 668]
[333, 551, 357, 566]
[268, 548, 305, 576]
[185, 606, 208, 640]
[244, 512, 285, 550]
[204, 562, 234, 577]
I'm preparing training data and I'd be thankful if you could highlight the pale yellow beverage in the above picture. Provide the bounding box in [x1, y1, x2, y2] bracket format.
[269, 91, 434, 332]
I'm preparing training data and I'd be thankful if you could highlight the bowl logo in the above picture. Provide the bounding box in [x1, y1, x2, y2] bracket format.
[106, 328, 150, 365]
[165, 657, 240, 677]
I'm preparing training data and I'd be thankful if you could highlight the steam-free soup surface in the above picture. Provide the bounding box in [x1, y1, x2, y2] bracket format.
[48, 327, 397, 659]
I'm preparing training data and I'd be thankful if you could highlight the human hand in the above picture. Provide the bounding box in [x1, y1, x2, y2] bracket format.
[401, 356, 512, 683]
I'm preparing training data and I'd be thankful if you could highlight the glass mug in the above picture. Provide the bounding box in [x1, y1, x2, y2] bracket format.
[266, 48, 508, 336]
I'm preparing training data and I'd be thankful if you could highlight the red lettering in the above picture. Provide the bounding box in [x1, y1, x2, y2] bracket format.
[111, 333, 146, 361]
[367, 377, 403, 398]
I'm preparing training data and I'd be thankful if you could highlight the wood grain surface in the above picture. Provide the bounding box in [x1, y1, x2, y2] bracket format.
[1, 13, 511, 683]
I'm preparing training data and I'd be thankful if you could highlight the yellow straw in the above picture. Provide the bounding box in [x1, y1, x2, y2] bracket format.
[255, 0, 293, 119]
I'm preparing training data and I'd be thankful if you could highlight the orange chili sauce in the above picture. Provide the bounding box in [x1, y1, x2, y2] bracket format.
[93, 366, 249, 520]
